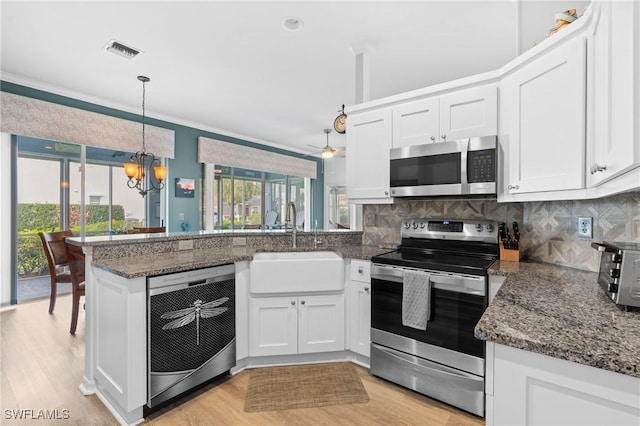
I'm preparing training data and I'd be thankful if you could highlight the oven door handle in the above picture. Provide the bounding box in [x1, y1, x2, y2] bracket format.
[429, 275, 485, 296]
[371, 267, 485, 296]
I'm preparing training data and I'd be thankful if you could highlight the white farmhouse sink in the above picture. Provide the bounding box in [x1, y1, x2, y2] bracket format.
[250, 251, 344, 293]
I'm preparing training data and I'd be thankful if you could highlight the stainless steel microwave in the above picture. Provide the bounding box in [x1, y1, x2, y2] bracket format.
[389, 136, 497, 197]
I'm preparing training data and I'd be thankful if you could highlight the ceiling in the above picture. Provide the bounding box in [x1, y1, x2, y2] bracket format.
[0, 1, 583, 156]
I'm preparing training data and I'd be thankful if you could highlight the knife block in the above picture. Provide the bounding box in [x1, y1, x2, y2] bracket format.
[499, 242, 521, 262]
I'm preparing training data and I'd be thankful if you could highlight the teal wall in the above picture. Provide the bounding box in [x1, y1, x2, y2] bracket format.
[1, 81, 324, 232]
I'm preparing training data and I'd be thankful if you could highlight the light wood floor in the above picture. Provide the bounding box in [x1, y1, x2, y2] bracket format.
[1, 295, 485, 426]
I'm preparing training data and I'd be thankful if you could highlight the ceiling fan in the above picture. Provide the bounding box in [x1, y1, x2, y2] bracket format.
[306, 129, 346, 159]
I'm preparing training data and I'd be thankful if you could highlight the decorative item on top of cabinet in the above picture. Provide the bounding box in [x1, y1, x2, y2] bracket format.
[546, 9, 579, 38]
[391, 84, 497, 149]
[346, 108, 393, 203]
[500, 35, 586, 198]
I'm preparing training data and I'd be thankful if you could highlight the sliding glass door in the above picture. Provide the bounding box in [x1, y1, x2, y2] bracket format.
[14, 136, 147, 302]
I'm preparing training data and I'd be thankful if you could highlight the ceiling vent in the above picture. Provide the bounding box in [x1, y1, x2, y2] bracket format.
[104, 39, 142, 60]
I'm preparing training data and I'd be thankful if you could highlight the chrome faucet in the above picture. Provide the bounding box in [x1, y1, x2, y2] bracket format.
[285, 201, 297, 248]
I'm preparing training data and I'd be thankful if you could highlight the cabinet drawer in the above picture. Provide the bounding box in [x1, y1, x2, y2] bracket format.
[350, 260, 371, 283]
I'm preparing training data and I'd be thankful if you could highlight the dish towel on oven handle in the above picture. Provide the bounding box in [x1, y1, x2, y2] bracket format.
[402, 270, 431, 330]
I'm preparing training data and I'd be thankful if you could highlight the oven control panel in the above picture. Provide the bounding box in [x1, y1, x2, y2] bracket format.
[401, 218, 498, 243]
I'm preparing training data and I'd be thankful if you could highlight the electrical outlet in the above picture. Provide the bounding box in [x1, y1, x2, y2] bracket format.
[577, 217, 593, 238]
[178, 239, 194, 251]
[179, 212, 185, 220]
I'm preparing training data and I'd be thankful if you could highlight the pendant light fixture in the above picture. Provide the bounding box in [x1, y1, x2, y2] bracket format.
[123, 75, 167, 197]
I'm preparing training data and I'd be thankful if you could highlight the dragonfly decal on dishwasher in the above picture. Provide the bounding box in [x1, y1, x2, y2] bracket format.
[160, 297, 229, 345]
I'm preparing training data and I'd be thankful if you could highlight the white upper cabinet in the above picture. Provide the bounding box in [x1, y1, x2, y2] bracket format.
[501, 35, 587, 195]
[346, 0, 639, 204]
[392, 97, 440, 147]
[392, 85, 497, 148]
[587, 1, 640, 187]
[346, 108, 393, 203]
[439, 85, 498, 141]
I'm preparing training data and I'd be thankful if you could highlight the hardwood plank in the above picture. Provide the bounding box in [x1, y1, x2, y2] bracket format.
[1, 296, 485, 425]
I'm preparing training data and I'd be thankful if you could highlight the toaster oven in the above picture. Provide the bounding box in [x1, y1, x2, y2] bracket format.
[591, 241, 640, 310]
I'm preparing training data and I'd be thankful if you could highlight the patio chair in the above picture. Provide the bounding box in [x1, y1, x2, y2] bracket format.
[264, 211, 278, 229]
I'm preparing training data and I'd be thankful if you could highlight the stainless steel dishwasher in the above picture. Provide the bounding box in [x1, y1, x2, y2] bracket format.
[147, 263, 235, 410]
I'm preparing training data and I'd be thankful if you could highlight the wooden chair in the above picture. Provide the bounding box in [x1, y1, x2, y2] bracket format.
[242, 224, 261, 230]
[64, 241, 86, 335]
[131, 226, 166, 233]
[38, 230, 73, 314]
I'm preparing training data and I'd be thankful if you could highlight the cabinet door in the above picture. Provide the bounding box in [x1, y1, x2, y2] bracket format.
[349, 280, 371, 358]
[346, 108, 393, 202]
[588, 1, 639, 186]
[248, 297, 297, 357]
[392, 97, 439, 147]
[298, 294, 345, 354]
[490, 344, 640, 426]
[504, 36, 586, 194]
[439, 84, 498, 141]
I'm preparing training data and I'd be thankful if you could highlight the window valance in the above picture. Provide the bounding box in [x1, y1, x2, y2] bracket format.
[1, 92, 175, 158]
[198, 136, 317, 179]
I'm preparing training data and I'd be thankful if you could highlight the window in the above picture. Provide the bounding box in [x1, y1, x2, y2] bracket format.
[204, 166, 306, 230]
[89, 195, 103, 205]
[328, 186, 350, 229]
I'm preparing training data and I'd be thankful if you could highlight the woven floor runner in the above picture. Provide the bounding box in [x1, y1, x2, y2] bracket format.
[244, 362, 370, 412]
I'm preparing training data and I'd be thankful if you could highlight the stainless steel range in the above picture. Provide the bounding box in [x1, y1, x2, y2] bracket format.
[370, 218, 499, 417]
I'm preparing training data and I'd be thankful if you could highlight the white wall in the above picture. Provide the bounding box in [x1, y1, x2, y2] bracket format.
[1, 133, 13, 306]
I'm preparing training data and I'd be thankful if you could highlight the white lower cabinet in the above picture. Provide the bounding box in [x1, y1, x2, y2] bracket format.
[487, 343, 640, 426]
[298, 294, 345, 354]
[349, 260, 371, 358]
[249, 294, 345, 357]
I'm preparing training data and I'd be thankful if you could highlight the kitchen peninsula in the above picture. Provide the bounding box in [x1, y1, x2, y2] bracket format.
[68, 229, 388, 425]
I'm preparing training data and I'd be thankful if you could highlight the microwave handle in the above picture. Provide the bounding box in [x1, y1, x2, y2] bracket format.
[460, 138, 469, 193]
[591, 242, 616, 253]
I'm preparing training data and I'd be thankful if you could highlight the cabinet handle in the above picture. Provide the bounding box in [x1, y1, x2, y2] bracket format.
[291, 300, 296, 306]
[590, 163, 607, 174]
[508, 184, 520, 190]
[384, 190, 389, 196]
[301, 300, 305, 305]
[364, 287, 370, 292]
[358, 266, 364, 274]
[441, 134, 447, 141]
[430, 136, 436, 142]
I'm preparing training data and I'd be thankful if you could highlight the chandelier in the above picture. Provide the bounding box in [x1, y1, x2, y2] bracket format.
[123, 75, 167, 197]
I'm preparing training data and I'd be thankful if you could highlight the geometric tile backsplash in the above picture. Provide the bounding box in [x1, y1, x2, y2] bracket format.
[363, 190, 640, 272]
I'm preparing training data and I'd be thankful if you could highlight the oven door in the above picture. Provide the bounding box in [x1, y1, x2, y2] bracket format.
[389, 141, 464, 197]
[370, 264, 486, 376]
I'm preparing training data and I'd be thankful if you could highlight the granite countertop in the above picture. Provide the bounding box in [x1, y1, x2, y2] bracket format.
[92, 245, 390, 279]
[476, 260, 640, 378]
